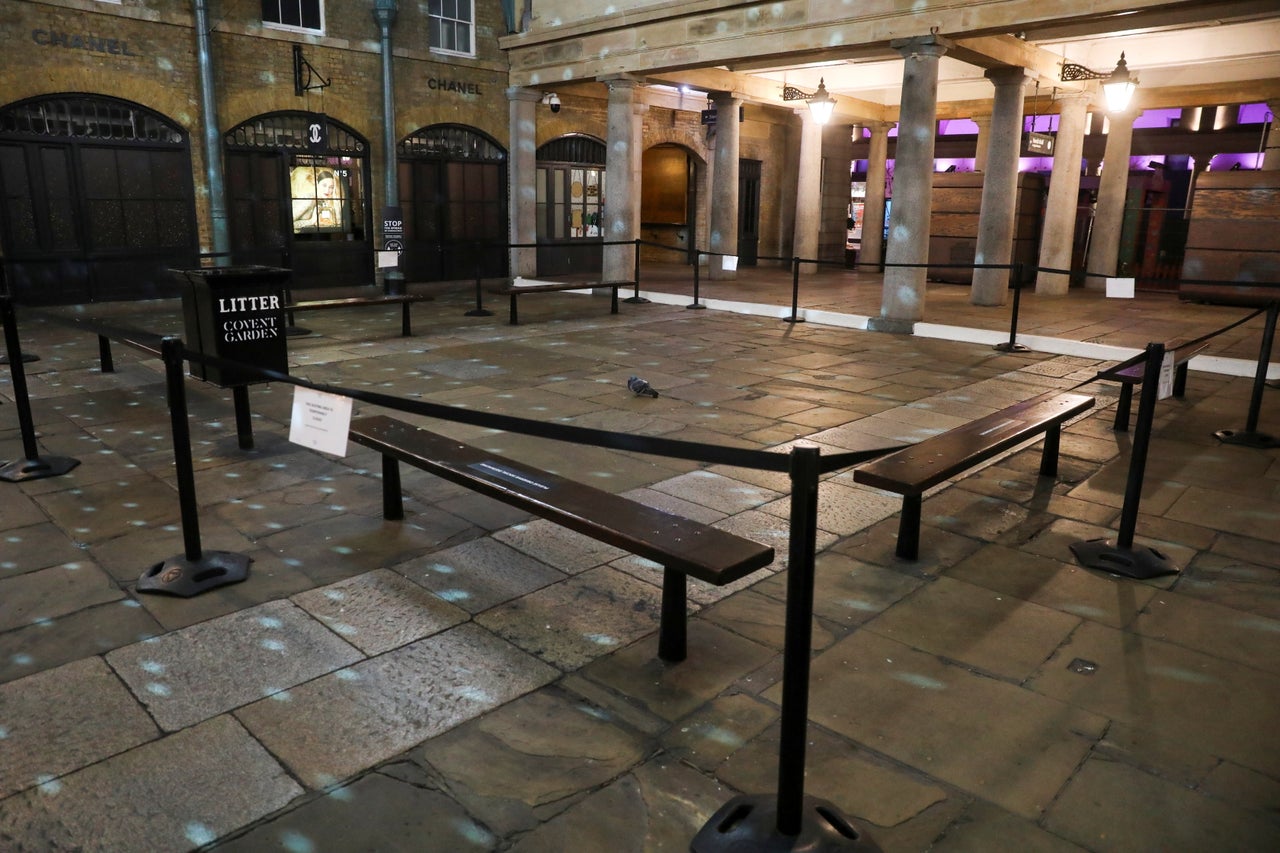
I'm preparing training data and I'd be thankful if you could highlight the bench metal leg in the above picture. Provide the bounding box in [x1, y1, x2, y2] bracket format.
[509, 293, 519, 325]
[896, 495, 922, 561]
[1173, 362, 1189, 398]
[658, 568, 687, 663]
[1114, 383, 1133, 432]
[610, 285, 619, 314]
[98, 334, 115, 373]
[1040, 424, 1062, 478]
[401, 303, 412, 337]
[232, 385, 254, 450]
[381, 455, 404, 520]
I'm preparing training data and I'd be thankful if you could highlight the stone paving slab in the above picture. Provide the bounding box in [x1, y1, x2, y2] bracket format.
[0, 715, 301, 851]
[0, 561, 123, 634]
[797, 629, 1107, 819]
[235, 623, 558, 788]
[1028, 620, 1280, 775]
[106, 599, 363, 731]
[0, 656, 158, 799]
[1132, 587, 1280, 674]
[291, 568, 470, 656]
[863, 576, 1082, 681]
[0, 598, 160, 686]
[400, 536, 568, 613]
[1043, 756, 1280, 851]
[411, 686, 649, 837]
[211, 768, 495, 852]
[476, 565, 664, 670]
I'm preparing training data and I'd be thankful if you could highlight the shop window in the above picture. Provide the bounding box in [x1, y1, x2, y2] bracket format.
[262, 0, 323, 33]
[428, 0, 474, 56]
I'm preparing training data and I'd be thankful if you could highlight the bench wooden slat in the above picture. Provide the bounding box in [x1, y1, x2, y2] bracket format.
[284, 293, 434, 336]
[853, 391, 1094, 560]
[493, 281, 628, 325]
[348, 415, 774, 661]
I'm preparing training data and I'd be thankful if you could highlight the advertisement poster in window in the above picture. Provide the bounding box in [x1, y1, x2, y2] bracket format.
[291, 159, 349, 234]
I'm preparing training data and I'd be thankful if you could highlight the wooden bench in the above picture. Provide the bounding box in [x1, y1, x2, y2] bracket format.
[285, 293, 435, 336]
[348, 414, 775, 662]
[494, 279, 629, 325]
[1101, 339, 1207, 431]
[853, 391, 1095, 560]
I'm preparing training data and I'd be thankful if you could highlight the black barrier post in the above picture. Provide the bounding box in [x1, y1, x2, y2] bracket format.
[0, 266, 38, 366]
[98, 334, 115, 373]
[692, 446, 880, 852]
[623, 238, 649, 304]
[688, 251, 706, 310]
[466, 252, 494, 317]
[1214, 300, 1279, 449]
[784, 257, 805, 324]
[0, 296, 79, 482]
[993, 263, 1029, 353]
[136, 336, 252, 597]
[1071, 342, 1178, 579]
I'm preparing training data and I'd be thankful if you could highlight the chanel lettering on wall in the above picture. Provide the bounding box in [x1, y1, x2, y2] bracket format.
[32, 29, 141, 56]
[426, 78, 482, 95]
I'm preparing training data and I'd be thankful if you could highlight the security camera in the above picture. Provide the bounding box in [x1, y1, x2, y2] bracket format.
[543, 93, 561, 113]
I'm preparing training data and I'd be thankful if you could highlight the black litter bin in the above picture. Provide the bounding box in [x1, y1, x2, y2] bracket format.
[177, 265, 291, 387]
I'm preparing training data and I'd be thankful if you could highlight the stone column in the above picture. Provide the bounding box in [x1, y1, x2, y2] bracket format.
[507, 87, 541, 277]
[859, 121, 892, 273]
[709, 92, 742, 279]
[1085, 105, 1138, 285]
[603, 76, 642, 283]
[972, 115, 992, 173]
[1263, 104, 1280, 170]
[792, 109, 824, 274]
[1034, 90, 1091, 296]
[877, 35, 951, 327]
[971, 67, 1029, 306]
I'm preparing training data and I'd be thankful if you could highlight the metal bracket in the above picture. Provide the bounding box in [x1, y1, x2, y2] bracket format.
[293, 45, 331, 97]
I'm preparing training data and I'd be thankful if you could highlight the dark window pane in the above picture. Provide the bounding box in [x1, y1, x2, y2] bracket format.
[118, 150, 153, 198]
[88, 200, 126, 248]
[123, 200, 158, 248]
[0, 145, 31, 195]
[81, 148, 118, 198]
[46, 197, 79, 251]
[4, 199, 38, 251]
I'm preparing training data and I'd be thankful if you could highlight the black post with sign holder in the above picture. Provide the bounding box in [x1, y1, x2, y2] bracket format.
[381, 205, 405, 295]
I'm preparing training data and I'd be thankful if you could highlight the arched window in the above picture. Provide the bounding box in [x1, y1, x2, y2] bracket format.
[0, 94, 194, 304]
[397, 124, 508, 281]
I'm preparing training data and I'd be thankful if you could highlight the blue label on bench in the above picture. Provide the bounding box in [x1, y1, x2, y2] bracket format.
[468, 461, 552, 491]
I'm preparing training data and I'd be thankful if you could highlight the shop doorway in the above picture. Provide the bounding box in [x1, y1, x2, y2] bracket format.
[0, 94, 197, 305]
[398, 124, 508, 282]
[536, 135, 606, 276]
[738, 158, 761, 266]
[640, 144, 699, 266]
[225, 112, 371, 289]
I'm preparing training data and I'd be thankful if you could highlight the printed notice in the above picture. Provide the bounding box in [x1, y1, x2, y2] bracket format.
[289, 387, 353, 456]
[1158, 351, 1176, 400]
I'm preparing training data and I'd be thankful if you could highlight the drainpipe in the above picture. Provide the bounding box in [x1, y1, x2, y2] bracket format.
[193, 0, 229, 263]
[373, 0, 404, 294]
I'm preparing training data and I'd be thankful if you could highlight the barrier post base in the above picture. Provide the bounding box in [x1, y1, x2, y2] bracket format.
[464, 307, 494, 317]
[0, 455, 80, 482]
[623, 295, 651, 304]
[992, 341, 1029, 353]
[691, 794, 881, 853]
[1214, 428, 1279, 449]
[0, 352, 39, 365]
[686, 302, 707, 310]
[1070, 538, 1178, 580]
[137, 551, 252, 597]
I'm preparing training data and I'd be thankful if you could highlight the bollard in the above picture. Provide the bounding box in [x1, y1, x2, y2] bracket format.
[136, 337, 252, 596]
[692, 447, 880, 852]
[0, 296, 79, 482]
[1071, 342, 1178, 578]
[687, 251, 706, 310]
[783, 256, 805, 323]
[993, 263, 1029, 353]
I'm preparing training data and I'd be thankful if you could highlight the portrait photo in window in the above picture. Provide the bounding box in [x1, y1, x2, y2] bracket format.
[291, 164, 348, 234]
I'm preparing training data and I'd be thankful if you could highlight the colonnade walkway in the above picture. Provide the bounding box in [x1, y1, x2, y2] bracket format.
[0, 270, 1277, 851]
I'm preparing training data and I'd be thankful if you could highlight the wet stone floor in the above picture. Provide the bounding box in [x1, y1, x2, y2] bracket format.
[0, 283, 1278, 852]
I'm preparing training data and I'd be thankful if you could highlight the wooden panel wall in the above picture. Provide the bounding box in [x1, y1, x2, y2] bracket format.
[1182, 171, 1280, 286]
[926, 173, 1043, 285]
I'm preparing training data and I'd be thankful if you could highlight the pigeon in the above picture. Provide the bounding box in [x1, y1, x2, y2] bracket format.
[627, 376, 659, 398]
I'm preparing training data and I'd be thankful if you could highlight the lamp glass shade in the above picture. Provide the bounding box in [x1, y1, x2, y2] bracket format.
[807, 79, 836, 125]
[1102, 79, 1136, 112]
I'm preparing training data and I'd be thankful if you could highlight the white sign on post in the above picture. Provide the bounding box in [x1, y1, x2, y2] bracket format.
[1106, 277, 1135, 298]
[1157, 351, 1176, 400]
[289, 387, 353, 456]
[722, 255, 738, 272]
